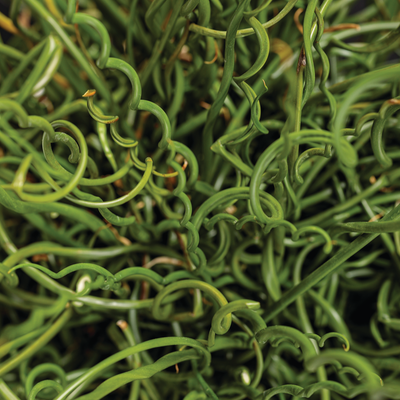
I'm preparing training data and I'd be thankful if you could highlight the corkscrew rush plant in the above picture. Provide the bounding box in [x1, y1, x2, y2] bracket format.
[1, 0, 400, 398]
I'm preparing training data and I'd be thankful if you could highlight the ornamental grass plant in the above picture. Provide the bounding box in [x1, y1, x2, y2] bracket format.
[1, 0, 400, 399]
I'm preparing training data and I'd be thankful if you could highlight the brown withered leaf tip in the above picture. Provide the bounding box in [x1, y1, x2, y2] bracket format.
[82, 89, 96, 97]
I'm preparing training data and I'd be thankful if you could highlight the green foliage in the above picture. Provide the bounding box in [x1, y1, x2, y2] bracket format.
[0, 0, 400, 399]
